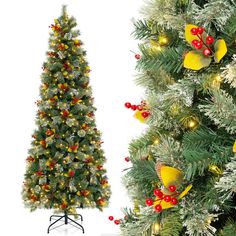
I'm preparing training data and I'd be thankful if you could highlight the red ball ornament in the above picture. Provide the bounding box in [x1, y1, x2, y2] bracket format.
[68, 170, 75, 177]
[153, 189, 163, 198]
[190, 28, 198, 35]
[108, 216, 114, 221]
[114, 220, 120, 225]
[131, 105, 137, 111]
[125, 157, 130, 162]
[191, 39, 199, 46]
[154, 204, 162, 212]
[171, 197, 178, 205]
[164, 195, 171, 202]
[141, 112, 149, 118]
[203, 48, 212, 56]
[168, 185, 177, 192]
[135, 54, 141, 59]
[125, 102, 131, 109]
[197, 27, 204, 34]
[137, 105, 143, 111]
[195, 41, 203, 49]
[146, 198, 153, 206]
[206, 35, 214, 44]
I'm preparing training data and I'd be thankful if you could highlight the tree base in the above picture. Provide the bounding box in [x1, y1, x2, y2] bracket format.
[47, 211, 85, 234]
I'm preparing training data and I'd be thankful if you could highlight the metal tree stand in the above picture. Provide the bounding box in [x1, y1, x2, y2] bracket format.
[47, 211, 85, 234]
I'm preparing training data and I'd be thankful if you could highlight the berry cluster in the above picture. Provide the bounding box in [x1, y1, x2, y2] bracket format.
[124, 101, 150, 118]
[135, 54, 141, 59]
[108, 216, 120, 225]
[190, 27, 214, 56]
[145, 185, 178, 213]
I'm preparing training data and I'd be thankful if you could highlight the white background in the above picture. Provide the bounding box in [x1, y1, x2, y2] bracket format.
[0, 0, 145, 235]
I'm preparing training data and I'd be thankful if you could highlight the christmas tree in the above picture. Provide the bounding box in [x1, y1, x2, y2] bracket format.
[22, 6, 111, 215]
[115, 0, 236, 235]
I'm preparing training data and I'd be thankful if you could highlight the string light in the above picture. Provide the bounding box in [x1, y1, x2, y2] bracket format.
[152, 222, 161, 235]
[154, 138, 160, 145]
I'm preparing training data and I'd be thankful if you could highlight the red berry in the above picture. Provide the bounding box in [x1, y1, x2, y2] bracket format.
[197, 27, 204, 34]
[131, 105, 137, 111]
[114, 220, 120, 225]
[190, 28, 198, 35]
[154, 204, 162, 212]
[206, 35, 214, 44]
[141, 112, 149, 118]
[168, 185, 176, 192]
[195, 41, 203, 49]
[171, 197, 178, 205]
[153, 189, 163, 198]
[203, 48, 212, 56]
[125, 102, 131, 108]
[146, 198, 153, 206]
[68, 170, 75, 177]
[108, 216, 114, 221]
[135, 54, 141, 59]
[125, 157, 130, 162]
[137, 105, 143, 111]
[164, 195, 171, 202]
[191, 39, 199, 46]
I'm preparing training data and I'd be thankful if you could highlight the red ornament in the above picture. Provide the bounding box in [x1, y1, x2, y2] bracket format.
[195, 41, 203, 49]
[26, 156, 34, 162]
[154, 204, 162, 212]
[168, 185, 177, 192]
[125, 102, 131, 109]
[125, 157, 130, 162]
[114, 220, 120, 225]
[35, 171, 44, 176]
[131, 105, 137, 111]
[40, 140, 47, 148]
[61, 203, 67, 209]
[135, 54, 141, 59]
[190, 28, 198, 35]
[45, 129, 54, 136]
[137, 105, 143, 111]
[108, 216, 114, 221]
[164, 195, 171, 202]
[68, 170, 75, 177]
[146, 198, 153, 206]
[203, 48, 212, 56]
[62, 110, 70, 117]
[153, 189, 163, 198]
[206, 36, 214, 44]
[171, 197, 178, 205]
[191, 39, 198, 46]
[197, 27, 204, 34]
[97, 165, 103, 170]
[141, 112, 149, 118]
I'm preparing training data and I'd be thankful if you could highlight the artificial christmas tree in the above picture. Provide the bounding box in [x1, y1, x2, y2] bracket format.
[22, 6, 110, 232]
[114, 0, 236, 235]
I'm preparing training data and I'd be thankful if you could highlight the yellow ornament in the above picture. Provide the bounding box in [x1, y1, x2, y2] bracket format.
[209, 165, 223, 175]
[233, 140, 236, 153]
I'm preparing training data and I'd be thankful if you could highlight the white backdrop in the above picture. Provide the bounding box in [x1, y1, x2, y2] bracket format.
[0, 0, 145, 235]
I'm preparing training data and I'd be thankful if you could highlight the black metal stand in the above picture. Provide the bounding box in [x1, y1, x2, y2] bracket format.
[47, 211, 85, 234]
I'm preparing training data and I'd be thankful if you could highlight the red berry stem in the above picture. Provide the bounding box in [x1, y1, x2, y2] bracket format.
[196, 34, 213, 54]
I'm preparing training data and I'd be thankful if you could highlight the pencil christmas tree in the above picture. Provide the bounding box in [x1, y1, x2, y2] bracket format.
[22, 6, 111, 215]
[112, 0, 236, 235]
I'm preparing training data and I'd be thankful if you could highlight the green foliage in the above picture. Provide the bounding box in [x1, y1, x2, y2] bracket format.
[137, 44, 184, 75]
[160, 212, 183, 236]
[133, 20, 152, 40]
[199, 90, 236, 134]
[221, 221, 236, 236]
